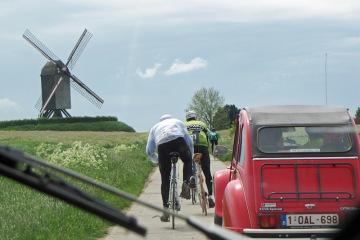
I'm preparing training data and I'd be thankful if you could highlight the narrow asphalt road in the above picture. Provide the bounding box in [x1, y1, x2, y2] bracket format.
[100, 156, 228, 240]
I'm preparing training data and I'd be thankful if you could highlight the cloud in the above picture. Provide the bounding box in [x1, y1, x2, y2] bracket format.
[0, 98, 23, 120]
[136, 63, 161, 78]
[0, 98, 21, 110]
[164, 57, 207, 75]
[3, 0, 359, 38]
[338, 36, 360, 47]
[46, 1, 360, 27]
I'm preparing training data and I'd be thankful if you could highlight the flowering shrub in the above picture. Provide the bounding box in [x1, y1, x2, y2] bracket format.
[35, 141, 108, 170]
[113, 143, 139, 154]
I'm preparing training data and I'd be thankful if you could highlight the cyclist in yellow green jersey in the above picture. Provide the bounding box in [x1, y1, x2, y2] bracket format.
[185, 110, 215, 208]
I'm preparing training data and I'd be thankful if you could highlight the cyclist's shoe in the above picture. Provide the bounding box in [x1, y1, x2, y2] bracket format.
[180, 182, 191, 199]
[160, 207, 170, 222]
[208, 195, 215, 208]
[189, 176, 196, 189]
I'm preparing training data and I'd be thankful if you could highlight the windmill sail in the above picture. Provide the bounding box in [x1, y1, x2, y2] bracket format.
[35, 96, 42, 111]
[70, 74, 104, 108]
[23, 29, 60, 63]
[66, 29, 93, 70]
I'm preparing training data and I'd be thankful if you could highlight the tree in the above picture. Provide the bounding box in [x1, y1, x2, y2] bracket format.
[224, 104, 240, 127]
[187, 87, 225, 128]
[213, 104, 240, 130]
[213, 107, 229, 130]
[356, 107, 360, 124]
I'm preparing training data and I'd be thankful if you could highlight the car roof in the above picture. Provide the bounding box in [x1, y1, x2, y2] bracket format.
[245, 105, 352, 125]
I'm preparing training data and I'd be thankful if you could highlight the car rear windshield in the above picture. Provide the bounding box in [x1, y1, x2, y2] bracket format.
[258, 125, 352, 153]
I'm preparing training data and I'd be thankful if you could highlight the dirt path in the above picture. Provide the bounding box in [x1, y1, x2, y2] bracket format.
[100, 156, 228, 240]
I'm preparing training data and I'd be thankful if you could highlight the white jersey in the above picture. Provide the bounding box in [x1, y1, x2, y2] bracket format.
[146, 117, 194, 163]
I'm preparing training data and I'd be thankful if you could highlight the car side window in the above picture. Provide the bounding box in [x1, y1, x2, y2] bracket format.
[239, 120, 246, 165]
[232, 116, 241, 162]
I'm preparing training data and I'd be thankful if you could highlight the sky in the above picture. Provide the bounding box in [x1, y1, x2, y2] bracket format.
[1, 0, 360, 132]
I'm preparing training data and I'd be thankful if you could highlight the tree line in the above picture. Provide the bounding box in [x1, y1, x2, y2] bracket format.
[188, 89, 360, 129]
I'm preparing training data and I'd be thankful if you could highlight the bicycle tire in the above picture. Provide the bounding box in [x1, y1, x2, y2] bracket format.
[191, 188, 196, 204]
[198, 172, 208, 216]
[172, 180, 176, 229]
[198, 192, 207, 215]
[202, 193, 208, 215]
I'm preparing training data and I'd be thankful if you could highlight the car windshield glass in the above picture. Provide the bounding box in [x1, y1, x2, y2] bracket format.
[258, 126, 352, 153]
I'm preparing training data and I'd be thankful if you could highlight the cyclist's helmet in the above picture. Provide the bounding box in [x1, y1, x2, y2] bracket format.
[186, 110, 197, 121]
[160, 114, 172, 121]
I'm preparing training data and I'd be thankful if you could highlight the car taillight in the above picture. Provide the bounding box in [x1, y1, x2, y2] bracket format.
[258, 214, 280, 228]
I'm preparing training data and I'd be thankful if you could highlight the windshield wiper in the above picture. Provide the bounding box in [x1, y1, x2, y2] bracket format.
[0, 145, 248, 240]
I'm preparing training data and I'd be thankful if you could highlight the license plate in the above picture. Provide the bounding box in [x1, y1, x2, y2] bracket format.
[281, 214, 339, 227]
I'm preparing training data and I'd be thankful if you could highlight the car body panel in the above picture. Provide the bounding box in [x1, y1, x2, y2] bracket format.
[214, 169, 231, 218]
[223, 179, 251, 232]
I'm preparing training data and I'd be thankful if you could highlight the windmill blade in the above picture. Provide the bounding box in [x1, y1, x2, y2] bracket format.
[40, 76, 64, 115]
[66, 29, 93, 70]
[34, 96, 42, 111]
[70, 74, 104, 108]
[23, 29, 60, 62]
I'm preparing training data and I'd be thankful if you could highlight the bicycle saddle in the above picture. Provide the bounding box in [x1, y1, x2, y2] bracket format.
[193, 153, 203, 163]
[169, 152, 179, 163]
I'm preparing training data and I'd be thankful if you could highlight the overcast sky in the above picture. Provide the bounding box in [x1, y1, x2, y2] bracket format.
[1, 0, 360, 131]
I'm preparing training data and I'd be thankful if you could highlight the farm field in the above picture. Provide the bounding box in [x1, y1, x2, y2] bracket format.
[0, 131, 153, 240]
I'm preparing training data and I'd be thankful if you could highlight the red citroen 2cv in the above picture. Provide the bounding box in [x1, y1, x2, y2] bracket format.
[214, 105, 360, 238]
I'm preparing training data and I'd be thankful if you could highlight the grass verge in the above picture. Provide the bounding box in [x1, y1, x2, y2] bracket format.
[0, 131, 152, 240]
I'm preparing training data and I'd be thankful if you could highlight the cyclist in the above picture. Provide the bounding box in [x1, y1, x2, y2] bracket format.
[185, 110, 215, 208]
[146, 114, 194, 222]
[208, 128, 219, 155]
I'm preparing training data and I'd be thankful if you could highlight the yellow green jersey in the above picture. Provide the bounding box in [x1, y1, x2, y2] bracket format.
[185, 119, 209, 147]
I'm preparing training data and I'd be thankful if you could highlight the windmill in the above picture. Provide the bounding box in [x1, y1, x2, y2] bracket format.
[23, 29, 104, 118]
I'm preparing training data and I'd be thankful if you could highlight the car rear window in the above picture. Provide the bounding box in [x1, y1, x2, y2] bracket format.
[258, 126, 352, 153]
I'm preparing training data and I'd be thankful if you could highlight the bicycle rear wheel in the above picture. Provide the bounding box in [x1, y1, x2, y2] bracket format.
[198, 192, 207, 215]
[191, 188, 196, 204]
[171, 181, 176, 229]
[202, 193, 208, 215]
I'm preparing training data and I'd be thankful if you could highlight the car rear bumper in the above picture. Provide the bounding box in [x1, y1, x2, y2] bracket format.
[243, 228, 340, 238]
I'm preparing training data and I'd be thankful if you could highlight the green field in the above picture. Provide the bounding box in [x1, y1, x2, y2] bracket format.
[0, 131, 153, 240]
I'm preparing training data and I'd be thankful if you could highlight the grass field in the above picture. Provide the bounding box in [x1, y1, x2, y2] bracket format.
[0, 131, 153, 240]
[217, 129, 233, 161]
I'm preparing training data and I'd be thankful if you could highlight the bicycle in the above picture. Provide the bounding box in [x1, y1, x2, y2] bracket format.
[192, 153, 208, 215]
[190, 176, 197, 205]
[168, 152, 180, 229]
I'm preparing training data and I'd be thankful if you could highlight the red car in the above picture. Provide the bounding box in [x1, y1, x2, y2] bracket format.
[214, 105, 360, 238]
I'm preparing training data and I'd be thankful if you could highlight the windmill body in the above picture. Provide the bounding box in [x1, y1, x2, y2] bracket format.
[23, 29, 104, 118]
[40, 62, 71, 117]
